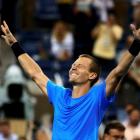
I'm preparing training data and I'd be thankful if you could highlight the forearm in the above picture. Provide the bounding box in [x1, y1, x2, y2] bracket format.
[18, 53, 43, 78]
[106, 39, 140, 95]
[11, 42, 43, 79]
[116, 51, 134, 77]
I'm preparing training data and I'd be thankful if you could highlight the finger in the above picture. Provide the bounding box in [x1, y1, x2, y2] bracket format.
[130, 24, 136, 32]
[1, 35, 6, 40]
[3, 21, 9, 30]
[1, 25, 7, 35]
[1, 24, 10, 35]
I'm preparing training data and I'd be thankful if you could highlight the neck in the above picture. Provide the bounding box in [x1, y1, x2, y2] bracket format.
[72, 82, 91, 98]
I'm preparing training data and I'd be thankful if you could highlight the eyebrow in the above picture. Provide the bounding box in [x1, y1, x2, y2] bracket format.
[71, 64, 84, 70]
[72, 63, 84, 66]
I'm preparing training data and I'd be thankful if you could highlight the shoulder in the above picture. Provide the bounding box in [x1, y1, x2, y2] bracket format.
[47, 80, 66, 92]
[89, 80, 106, 97]
[92, 80, 106, 90]
[46, 80, 71, 104]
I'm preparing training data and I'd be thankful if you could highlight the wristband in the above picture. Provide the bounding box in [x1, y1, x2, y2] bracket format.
[11, 42, 25, 58]
[128, 39, 140, 57]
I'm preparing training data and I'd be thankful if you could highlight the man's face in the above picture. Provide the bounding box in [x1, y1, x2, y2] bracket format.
[69, 57, 96, 85]
[1, 124, 10, 137]
[104, 129, 125, 140]
[54, 22, 66, 35]
[129, 110, 140, 126]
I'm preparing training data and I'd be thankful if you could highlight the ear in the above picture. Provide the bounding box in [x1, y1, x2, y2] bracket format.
[89, 72, 97, 80]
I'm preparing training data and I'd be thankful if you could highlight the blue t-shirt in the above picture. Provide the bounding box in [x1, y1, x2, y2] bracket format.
[46, 80, 115, 140]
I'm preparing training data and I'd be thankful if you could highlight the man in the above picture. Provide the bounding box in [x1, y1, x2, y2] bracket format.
[124, 108, 140, 140]
[0, 120, 18, 140]
[1, 21, 140, 140]
[103, 121, 125, 140]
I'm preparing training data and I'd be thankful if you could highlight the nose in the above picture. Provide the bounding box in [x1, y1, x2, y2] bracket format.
[71, 65, 77, 70]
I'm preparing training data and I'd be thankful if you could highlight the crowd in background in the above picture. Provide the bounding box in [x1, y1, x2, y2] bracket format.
[0, 0, 140, 139]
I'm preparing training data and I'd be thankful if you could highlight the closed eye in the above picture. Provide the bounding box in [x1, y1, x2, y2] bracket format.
[71, 63, 85, 69]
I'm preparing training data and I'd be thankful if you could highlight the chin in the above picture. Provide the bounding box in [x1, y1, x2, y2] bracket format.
[69, 78, 74, 83]
[69, 78, 77, 85]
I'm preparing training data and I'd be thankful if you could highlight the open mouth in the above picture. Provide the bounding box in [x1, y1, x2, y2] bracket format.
[69, 71, 79, 77]
[71, 73, 77, 77]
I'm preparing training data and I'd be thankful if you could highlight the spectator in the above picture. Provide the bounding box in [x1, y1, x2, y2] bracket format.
[0, 120, 18, 140]
[44, 20, 74, 61]
[124, 108, 140, 140]
[117, 103, 137, 129]
[123, 103, 137, 122]
[92, 12, 123, 78]
[103, 121, 125, 140]
[51, 21, 74, 61]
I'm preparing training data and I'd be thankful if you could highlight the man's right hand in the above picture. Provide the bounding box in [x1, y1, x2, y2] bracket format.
[1, 21, 17, 46]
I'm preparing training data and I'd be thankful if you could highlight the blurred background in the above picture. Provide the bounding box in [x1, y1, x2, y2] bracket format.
[0, 0, 140, 140]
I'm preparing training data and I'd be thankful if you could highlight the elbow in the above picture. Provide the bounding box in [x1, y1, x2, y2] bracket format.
[28, 68, 43, 80]
[31, 72, 41, 80]
[29, 71, 42, 81]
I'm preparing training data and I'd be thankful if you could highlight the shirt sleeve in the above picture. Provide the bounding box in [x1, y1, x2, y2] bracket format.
[94, 80, 116, 123]
[99, 81, 115, 109]
[46, 80, 66, 105]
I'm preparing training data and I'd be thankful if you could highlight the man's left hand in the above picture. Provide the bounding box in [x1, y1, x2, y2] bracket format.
[130, 24, 140, 40]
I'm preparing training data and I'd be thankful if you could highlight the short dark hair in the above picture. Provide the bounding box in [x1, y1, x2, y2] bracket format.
[79, 54, 101, 85]
[129, 107, 140, 115]
[104, 121, 125, 134]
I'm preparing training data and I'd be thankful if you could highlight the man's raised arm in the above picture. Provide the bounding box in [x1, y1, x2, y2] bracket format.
[106, 24, 140, 97]
[1, 21, 49, 95]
